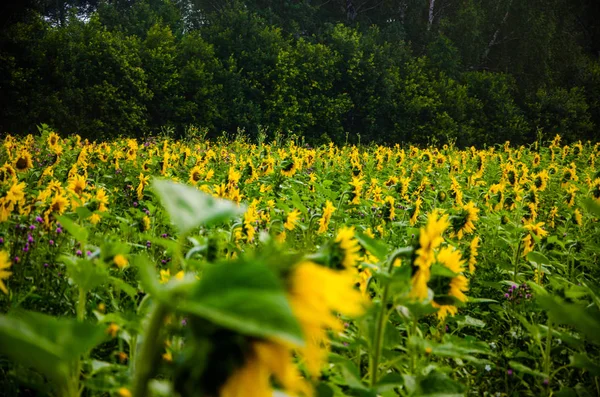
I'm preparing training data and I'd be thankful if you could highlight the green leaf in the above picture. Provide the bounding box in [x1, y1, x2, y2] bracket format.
[61, 256, 109, 291]
[0, 311, 106, 386]
[455, 315, 486, 329]
[152, 179, 245, 234]
[375, 373, 404, 393]
[109, 277, 138, 301]
[56, 215, 88, 245]
[581, 198, 600, 218]
[355, 232, 390, 262]
[417, 369, 465, 396]
[180, 259, 303, 346]
[508, 361, 547, 378]
[535, 295, 600, 345]
[570, 354, 600, 376]
[527, 251, 550, 266]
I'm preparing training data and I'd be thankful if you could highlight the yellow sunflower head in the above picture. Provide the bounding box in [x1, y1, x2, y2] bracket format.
[14, 150, 33, 172]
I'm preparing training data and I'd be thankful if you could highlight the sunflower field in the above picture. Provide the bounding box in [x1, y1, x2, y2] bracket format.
[0, 127, 600, 397]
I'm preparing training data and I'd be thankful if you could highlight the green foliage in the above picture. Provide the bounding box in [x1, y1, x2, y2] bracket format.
[1, 0, 599, 144]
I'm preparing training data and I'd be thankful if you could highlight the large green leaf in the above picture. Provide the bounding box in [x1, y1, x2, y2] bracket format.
[180, 259, 304, 346]
[0, 311, 106, 385]
[535, 295, 600, 345]
[152, 179, 245, 234]
[56, 215, 88, 245]
[581, 198, 600, 218]
[61, 255, 109, 291]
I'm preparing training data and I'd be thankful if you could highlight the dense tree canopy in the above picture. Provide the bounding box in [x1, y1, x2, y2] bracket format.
[1, 0, 599, 145]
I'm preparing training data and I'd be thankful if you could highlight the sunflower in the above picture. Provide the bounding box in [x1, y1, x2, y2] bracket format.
[532, 170, 549, 191]
[430, 246, 469, 321]
[0, 163, 17, 183]
[333, 226, 361, 269]
[317, 201, 336, 234]
[243, 205, 259, 242]
[522, 221, 548, 256]
[189, 166, 203, 185]
[142, 215, 151, 231]
[49, 193, 69, 214]
[409, 197, 423, 226]
[465, 236, 480, 274]
[287, 260, 366, 377]
[565, 185, 578, 207]
[573, 209, 583, 226]
[280, 158, 298, 178]
[348, 176, 364, 205]
[548, 206, 559, 228]
[592, 179, 600, 203]
[137, 173, 149, 200]
[113, 254, 128, 269]
[219, 339, 309, 397]
[96, 188, 109, 212]
[0, 251, 12, 295]
[68, 174, 87, 198]
[14, 149, 33, 172]
[449, 177, 464, 205]
[450, 201, 479, 240]
[89, 213, 101, 225]
[284, 209, 301, 231]
[409, 211, 450, 301]
[383, 195, 396, 220]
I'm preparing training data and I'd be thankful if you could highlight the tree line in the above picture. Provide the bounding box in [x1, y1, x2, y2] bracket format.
[1, 0, 599, 146]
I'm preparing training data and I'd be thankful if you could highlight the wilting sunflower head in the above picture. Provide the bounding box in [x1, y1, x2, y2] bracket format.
[14, 150, 33, 172]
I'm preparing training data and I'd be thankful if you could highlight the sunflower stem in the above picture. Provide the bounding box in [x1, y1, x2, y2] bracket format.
[132, 302, 168, 397]
[513, 236, 523, 284]
[369, 252, 403, 387]
[543, 318, 553, 383]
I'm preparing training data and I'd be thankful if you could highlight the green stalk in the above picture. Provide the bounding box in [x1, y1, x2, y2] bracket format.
[543, 319, 553, 380]
[369, 251, 404, 387]
[513, 237, 523, 284]
[71, 286, 87, 397]
[132, 303, 168, 397]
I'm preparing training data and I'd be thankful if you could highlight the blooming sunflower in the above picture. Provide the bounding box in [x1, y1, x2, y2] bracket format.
[0, 163, 17, 183]
[333, 226, 361, 269]
[137, 173, 149, 200]
[317, 201, 336, 234]
[280, 158, 298, 178]
[430, 246, 469, 321]
[287, 260, 366, 377]
[219, 340, 309, 397]
[409, 210, 450, 301]
[522, 221, 548, 256]
[465, 236, 480, 274]
[409, 197, 423, 226]
[0, 251, 12, 295]
[243, 205, 259, 242]
[14, 149, 33, 172]
[450, 201, 479, 240]
[284, 209, 301, 231]
[113, 254, 128, 269]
